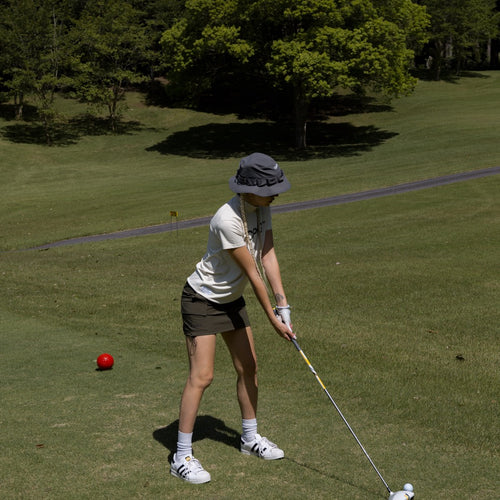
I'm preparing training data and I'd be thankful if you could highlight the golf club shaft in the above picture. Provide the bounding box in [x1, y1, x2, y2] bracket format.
[290, 337, 391, 494]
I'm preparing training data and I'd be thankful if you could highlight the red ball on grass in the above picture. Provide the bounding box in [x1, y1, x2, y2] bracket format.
[97, 353, 114, 370]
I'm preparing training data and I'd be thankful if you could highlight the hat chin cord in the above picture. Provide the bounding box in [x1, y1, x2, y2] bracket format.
[239, 195, 269, 291]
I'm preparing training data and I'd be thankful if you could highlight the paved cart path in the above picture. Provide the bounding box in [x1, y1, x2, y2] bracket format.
[27, 166, 500, 251]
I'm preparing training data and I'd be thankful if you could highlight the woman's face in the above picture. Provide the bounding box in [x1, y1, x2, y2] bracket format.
[244, 193, 278, 207]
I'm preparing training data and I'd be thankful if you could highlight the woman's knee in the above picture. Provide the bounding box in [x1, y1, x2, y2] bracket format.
[189, 370, 214, 390]
[185, 334, 216, 391]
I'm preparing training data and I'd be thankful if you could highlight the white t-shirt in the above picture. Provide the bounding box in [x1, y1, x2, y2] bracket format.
[187, 196, 272, 304]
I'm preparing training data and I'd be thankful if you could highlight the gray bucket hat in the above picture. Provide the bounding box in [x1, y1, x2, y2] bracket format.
[229, 153, 291, 196]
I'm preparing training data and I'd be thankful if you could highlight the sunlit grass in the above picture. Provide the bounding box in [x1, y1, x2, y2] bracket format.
[2, 72, 500, 250]
[0, 73, 499, 499]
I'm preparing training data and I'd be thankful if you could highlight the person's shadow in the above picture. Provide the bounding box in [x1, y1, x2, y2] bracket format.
[153, 416, 383, 497]
[153, 416, 240, 462]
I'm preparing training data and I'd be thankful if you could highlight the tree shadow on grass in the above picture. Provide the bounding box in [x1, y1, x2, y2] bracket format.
[153, 416, 240, 462]
[146, 120, 398, 161]
[310, 94, 393, 118]
[411, 68, 492, 83]
[1, 114, 143, 146]
[0, 103, 39, 122]
[147, 76, 393, 118]
[146, 79, 397, 160]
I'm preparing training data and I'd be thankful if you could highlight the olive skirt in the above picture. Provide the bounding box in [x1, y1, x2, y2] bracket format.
[181, 282, 250, 336]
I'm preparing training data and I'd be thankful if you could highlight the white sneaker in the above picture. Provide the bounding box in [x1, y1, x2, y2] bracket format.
[240, 433, 284, 460]
[170, 454, 211, 484]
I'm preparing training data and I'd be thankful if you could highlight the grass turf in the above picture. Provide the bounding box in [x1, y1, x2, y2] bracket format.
[1, 72, 500, 251]
[1, 72, 499, 499]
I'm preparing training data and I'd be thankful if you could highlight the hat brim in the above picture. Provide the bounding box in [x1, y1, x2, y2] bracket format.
[229, 175, 291, 196]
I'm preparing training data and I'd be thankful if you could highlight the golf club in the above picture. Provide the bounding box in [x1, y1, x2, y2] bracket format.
[290, 336, 414, 500]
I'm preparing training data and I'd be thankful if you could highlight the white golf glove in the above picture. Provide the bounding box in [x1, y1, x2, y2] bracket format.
[275, 305, 292, 332]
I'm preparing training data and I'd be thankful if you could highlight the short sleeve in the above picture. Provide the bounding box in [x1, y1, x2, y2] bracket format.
[212, 215, 245, 250]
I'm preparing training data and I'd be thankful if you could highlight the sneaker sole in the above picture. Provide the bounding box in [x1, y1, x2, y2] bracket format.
[240, 448, 284, 460]
[170, 468, 211, 484]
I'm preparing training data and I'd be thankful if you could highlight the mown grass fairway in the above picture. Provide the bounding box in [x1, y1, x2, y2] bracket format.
[1, 72, 499, 499]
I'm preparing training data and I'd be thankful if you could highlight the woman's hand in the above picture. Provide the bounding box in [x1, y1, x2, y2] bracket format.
[275, 305, 292, 331]
[272, 311, 295, 341]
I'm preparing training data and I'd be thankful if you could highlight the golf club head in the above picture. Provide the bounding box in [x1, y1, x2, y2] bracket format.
[388, 491, 415, 500]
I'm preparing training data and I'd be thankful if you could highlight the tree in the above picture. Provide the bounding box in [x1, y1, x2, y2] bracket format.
[70, 0, 151, 131]
[0, 0, 73, 143]
[417, 0, 500, 79]
[130, 0, 186, 77]
[259, 0, 430, 148]
[160, 0, 254, 96]
[161, 0, 429, 148]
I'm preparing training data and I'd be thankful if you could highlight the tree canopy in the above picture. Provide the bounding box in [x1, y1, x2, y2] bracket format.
[161, 0, 430, 148]
[69, 0, 150, 131]
[416, 0, 500, 79]
[1, 0, 499, 147]
[0, 0, 74, 143]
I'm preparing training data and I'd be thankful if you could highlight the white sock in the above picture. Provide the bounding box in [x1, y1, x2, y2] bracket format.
[242, 418, 258, 443]
[176, 431, 193, 460]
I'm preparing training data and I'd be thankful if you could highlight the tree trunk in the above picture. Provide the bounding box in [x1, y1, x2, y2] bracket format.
[293, 86, 308, 149]
[108, 102, 117, 132]
[14, 92, 24, 120]
[489, 38, 500, 68]
[42, 112, 53, 146]
[432, 40, 444, 81]
[295, 113, 307, 149]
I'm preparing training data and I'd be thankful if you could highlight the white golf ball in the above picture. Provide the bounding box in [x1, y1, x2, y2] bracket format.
[403, 483, 414, 492]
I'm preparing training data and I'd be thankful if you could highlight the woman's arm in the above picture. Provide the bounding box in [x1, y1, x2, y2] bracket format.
[261, 229, 293, 332]
[227, 244, 293, 340]
[261, 229, 288, 307]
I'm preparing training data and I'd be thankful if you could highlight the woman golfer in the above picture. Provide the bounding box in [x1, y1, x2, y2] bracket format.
[170, 152, 295, 484]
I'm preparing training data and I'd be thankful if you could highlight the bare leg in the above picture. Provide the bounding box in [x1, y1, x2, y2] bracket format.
[221, 326, 258, 419]
[178, 334, 217, 433]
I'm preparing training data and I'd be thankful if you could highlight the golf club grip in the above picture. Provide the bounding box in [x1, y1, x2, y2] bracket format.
[290, 337, 301, 351]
